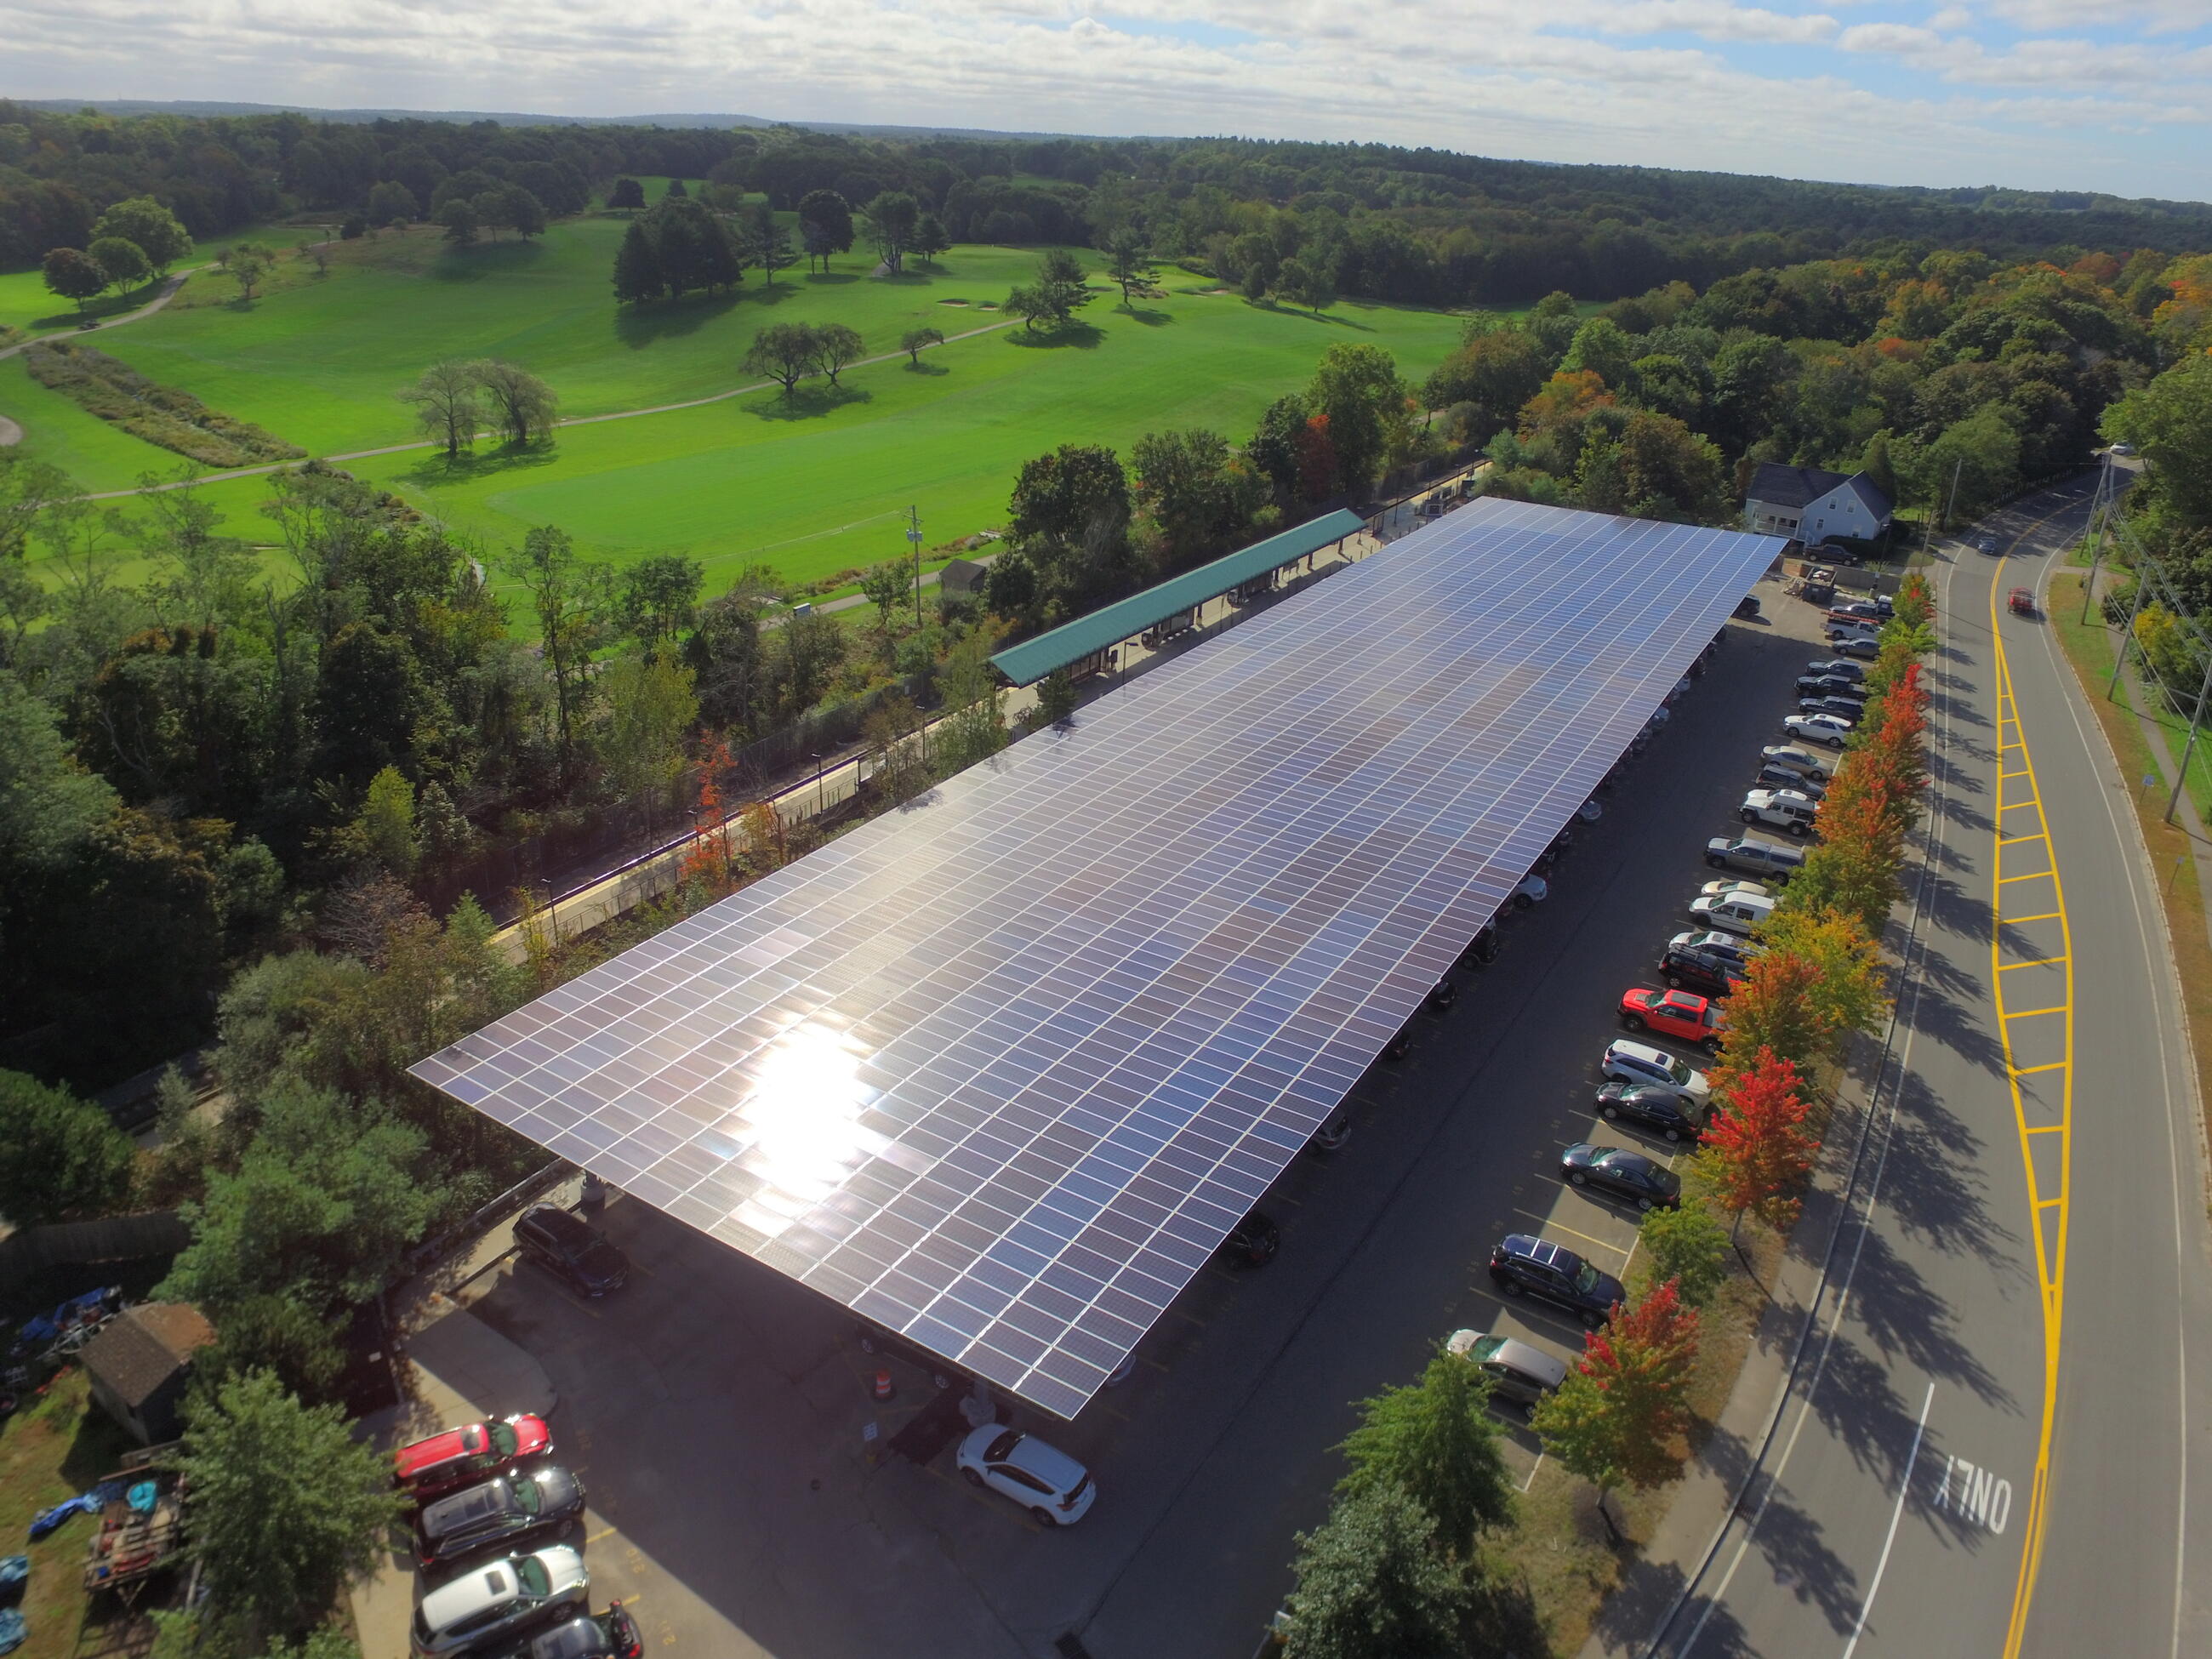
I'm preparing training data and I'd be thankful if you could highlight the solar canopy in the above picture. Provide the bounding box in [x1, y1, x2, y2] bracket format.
[412, 499, 1783, 1418]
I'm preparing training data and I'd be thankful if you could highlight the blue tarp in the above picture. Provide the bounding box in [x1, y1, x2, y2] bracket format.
[0, 1607, 24, 1655]
[27, 1483, 117, 1540]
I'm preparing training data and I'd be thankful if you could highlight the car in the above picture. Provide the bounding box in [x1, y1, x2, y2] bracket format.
[493, 1605, 644, 1659]
[1666, 676, 1692, 705]
[514, 1205, 630, 1297]
[955, 1424, 1097, 1526]
[1619, 988, 1726, 1055]
[1794, 675, 1867, 701]
[1222, 1209, 1280, 1266]
[1510, 875, 1548, 909]
[1824, 618, 1881, 644]
[1486, 1234, 1625, 1329]
[1673, 929, 1759, 969]
[1826, 600, 1884, 624]
[1740, 789, 1820, 837]
[1459, 924, 1499, 969]
[1784, 712, 1855, 749]
[1753, 761, 1827, 799]
[1703, 838, 1804, 881]
[1830, 634, 1882, 659]
[1308, 1109, 1353, 1154]
[1796, 696, 1864, 726]
[1445, 1329, 1568, 1415]
[416, 1468, 587, 1571]
[857, 1321, 959, 1389]
[1690, 890, 1777, 935]
[1599, 1040, 1713, 1108]
[396, 1417, 555, 1501]
[1657, 945, 1743, 998]
[1426, 977, 1458, 1013]
[1804, 658, 1867, 684]
[411, 1546, 588, 1657]
[1732, 594, 1761, 619]
[1699, 877, 1772, 901]
[1976, 535, 1999, 555]
[1576, 797, 1603, 824]
[1593, 1080, 1710, 1143]
[1559, 1143, 1683, 1211]
[1760, 744, 1833, 783]
[1645, 705, 1671, 729]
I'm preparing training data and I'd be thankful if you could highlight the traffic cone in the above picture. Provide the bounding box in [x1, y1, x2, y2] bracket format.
[870, 1367, 894, 1401]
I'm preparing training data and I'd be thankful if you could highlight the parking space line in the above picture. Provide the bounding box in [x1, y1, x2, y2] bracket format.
[1512, 1209, 1631, 1257]
[585, 1526, 618, 1544]
[1519, 1451, 1547, 1493]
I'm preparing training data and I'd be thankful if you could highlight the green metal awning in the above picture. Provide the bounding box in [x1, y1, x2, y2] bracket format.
[989, 509, 1366, 687]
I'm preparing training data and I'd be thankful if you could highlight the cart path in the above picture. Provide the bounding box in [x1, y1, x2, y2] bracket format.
[63, 315, 1020, 500]
[0, 266, 203, 368]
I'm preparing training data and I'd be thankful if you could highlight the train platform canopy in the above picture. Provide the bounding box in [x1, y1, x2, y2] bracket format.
[988, 508, 1367, 687]
[412, 499, 1783, 1419]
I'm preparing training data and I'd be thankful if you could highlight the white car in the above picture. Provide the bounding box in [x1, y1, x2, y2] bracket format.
[1698, 878, 1771, 900]
[410, 1546, 587, 1657]
[1690, 891, 1776, 935]
[1740, 789, 1819, 836]
[1784, 713, 1854, 750]
[1511, 875, 1548, 909]
[1599, 1040, 1712, 1107]
[1760, 744, 1833, 783]
[956, 1424, 1096, 1526]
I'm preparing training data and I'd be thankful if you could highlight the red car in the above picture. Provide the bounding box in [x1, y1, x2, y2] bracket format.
[394, 1414, 553, 1499]
[1618, 989, 1726, 1057]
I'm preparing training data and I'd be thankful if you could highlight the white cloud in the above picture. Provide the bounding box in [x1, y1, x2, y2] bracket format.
[0, 0, 2205, 197]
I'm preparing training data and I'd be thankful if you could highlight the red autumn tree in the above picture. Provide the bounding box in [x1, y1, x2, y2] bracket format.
[680, 738, 736, 895]
[1718, 948, 1833, 1072]
[1702, 1046, 1817, 1243]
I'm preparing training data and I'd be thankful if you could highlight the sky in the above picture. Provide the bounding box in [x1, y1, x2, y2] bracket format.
[4, 0, 2210, 202]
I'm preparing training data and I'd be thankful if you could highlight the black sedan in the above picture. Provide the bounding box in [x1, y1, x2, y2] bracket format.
[416, 1467, 586, 1571]
[1593, 1081, 1708, 1143]
[1797, 696, 1865, 725]
[1560, 1143, 1682, 1211]
[1753, 761, 1827, 799]
[1794, 675, 1867, 702]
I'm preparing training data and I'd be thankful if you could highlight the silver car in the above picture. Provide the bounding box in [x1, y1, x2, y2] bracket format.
[1446, 1329, 1568, 1416]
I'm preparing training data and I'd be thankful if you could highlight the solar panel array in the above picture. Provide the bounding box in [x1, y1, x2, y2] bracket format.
[412, 499, 1782, 1418]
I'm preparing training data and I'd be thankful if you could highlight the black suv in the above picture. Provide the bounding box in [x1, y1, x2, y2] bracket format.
[1659, 947, 1743, 998]
[416, 1467, 586, 1570]
[1486, 1234, 1625, 1329]
[499, 1605, 644, 1659]
[515, 1204, 630, 1297]
[1753, 761, 1827, 799]
[1593, 1081, 1709, 1143]
[1794, 675, 1867, 701]
[1797, 696, 1865, 725]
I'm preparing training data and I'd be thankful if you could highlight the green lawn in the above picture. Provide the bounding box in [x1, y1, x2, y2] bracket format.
[0, 1369, 140, 1659]
[5, 214, 1470, 592]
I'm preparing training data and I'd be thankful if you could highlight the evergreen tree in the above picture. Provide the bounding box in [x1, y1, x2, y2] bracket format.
[607, 177, 647, 210]
[613, 219, 665, 304]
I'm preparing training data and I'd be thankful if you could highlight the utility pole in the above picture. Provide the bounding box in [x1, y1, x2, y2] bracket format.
[2107, 562, 2152, 703]
[1941, 456, 1964, 536]
[2079, 453, 2112, 626]
[2165, 647, 2212, 824]
[905, 505, 924, 630]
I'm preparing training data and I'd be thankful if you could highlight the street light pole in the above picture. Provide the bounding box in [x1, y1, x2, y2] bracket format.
[906, 505, 924, 630]
[2080, 453, 2112, 626]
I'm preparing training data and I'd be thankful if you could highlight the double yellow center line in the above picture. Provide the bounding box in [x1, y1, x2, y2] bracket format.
[1981, 534, 2076, 1659]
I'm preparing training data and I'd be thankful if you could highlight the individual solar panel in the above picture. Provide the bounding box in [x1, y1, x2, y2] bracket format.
[412, 499, 1783, 1418]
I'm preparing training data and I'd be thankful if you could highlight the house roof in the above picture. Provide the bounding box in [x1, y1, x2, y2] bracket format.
[1747, 463, 1894, 520]
[80, 1303, 215, 1409]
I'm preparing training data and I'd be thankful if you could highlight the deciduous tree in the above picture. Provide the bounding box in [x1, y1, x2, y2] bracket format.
[0, 1068, 135, 1226]
[437, 197, 478, 247]
[1282, 1486, 1475, 1659]
[43, 245, 107, 314]
[1532, 1280, 1702, 1541]
[612, 219, 664, 304]
[1105, 231, 1154, 308]
[863, 191, 921, 272]
[744, 322, 821, 396]
[223, 242, 273, 299]
[1719, 944, 1833, 1070]
[87, 235, 150, 294]
[400, 359, 482, 458]
[597, 653, 698, 809]
[812, 322, 866, 386]
[615, 553, 704, 649]
[91, 196, 191, 276]
[501, 524, 610, 780]
[796, 189, 854, 273]
[176, 1369, 407, 1634]
[470, 359, 559, 447]
[1336, 1348, 1517, 1558]
[1757, 907, 1888, 1042]
[901, 325, 945, 365]
[607, 177, 647, 211]
[1638, 1198, 1731, 1307]
[913, 213, 951, 265]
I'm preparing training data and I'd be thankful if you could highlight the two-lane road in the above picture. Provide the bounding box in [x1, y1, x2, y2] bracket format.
[1645, 481, 2212, 1659]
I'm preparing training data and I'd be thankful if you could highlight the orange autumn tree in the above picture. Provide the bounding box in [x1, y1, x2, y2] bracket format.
[1531, 1279, 1702, 1542]
[680, 738, 737, 895]
[1517, 369, 1614, 439]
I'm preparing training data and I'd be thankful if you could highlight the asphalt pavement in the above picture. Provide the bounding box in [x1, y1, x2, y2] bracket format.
[1632, 481, 2212, 1659]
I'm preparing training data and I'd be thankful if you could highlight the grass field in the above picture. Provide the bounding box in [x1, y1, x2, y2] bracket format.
[5, 208, 1471, 591]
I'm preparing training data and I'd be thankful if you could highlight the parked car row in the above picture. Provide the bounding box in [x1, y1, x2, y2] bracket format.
[391, 1412, 638, 1656]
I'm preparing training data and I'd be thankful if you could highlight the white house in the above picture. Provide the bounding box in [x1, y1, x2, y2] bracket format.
[1743, 463, 1894, 544]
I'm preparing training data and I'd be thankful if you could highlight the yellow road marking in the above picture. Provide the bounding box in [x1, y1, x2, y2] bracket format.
[1985, 509, 2078, 1659]
[2004, 911, 2063, 924]
[1511, 1209, 1631, 1256]
[1999, 768, 2033, 780]
[2002, 1006, 2067, 1020]
[585, 1526, 618, 1543]
[1997, 869, 2055, 886]
[2010, 1062, 2067, 1075]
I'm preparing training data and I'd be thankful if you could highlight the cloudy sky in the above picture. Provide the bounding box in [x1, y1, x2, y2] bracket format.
[6, 0, 2210, 201]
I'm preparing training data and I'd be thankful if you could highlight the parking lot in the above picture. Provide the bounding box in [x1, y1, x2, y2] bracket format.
[409, 568, 1852, 1659]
